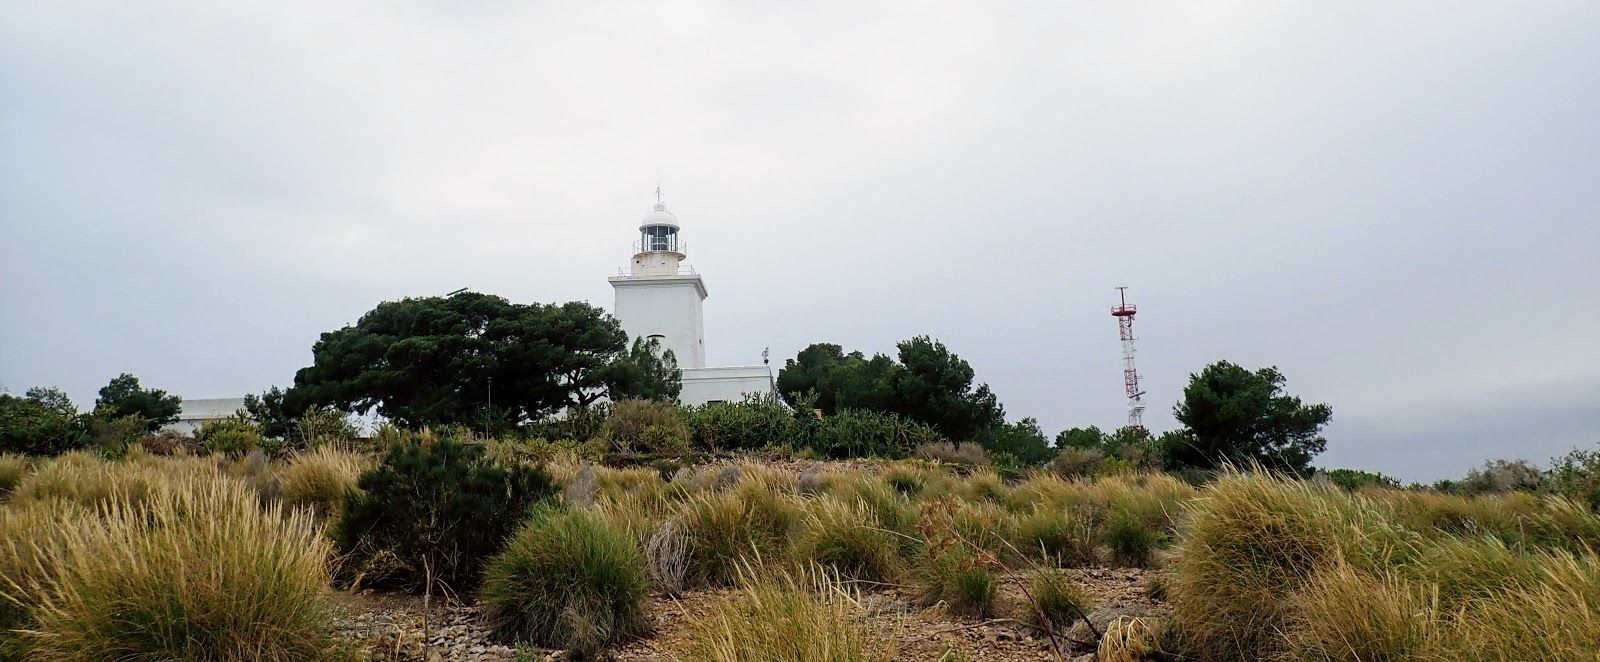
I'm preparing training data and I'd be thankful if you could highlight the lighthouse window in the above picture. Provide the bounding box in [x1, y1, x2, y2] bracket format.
[642, 226, 675, 251]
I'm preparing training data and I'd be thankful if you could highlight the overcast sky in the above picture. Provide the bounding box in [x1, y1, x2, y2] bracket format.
[2, 2, 1596, 481]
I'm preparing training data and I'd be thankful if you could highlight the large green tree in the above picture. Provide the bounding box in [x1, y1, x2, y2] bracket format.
[94, 373, 182, 432]
[0, 387, 88, 455]
[1168, 361, 1332, 475]
[288, 292, 678, 428]
[600, 337, 683, 404]
[776, 336, 1004, 441]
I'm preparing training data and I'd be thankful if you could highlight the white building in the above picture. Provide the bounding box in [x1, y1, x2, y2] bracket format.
[609, 190, 774, 406]
[164, 397, 247, 435]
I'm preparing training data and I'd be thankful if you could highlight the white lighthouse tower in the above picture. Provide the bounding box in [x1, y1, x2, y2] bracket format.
[608, 187, 708, 368]
[607, 187, 773, 405]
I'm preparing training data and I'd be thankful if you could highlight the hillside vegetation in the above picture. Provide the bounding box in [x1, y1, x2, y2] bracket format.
[1, 420, 1598, 660]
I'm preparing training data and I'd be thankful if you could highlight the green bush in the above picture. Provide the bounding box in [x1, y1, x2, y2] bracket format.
[1014, 506, 1095, 567]
[196, 413, 271, 456]
[1027, 569, 1092, 630]
[1103, 507, 1164, 567]
[1320, 468, 1401, 491]
[1548, 447, 1600, 510]
[601, 400, 690, 456]
[84, 415, 146, 457]
[481, 506, 649, 657]
[335, 436, 557, 593]
[809, 409, 938, 459]
[0, 391, 87, 456]
[685, 399, 807, 452]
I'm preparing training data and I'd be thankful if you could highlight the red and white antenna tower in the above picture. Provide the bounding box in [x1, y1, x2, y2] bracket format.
[1111, 287, 1146, 429]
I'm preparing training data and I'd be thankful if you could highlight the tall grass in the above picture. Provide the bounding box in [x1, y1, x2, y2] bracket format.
[1168, 469, 1600, 660]
[14, 471, 338, 661]
[794, 497, 903, 582]
[275, 445, 373, 520]
[687, 563, 882, 662]
[1167, 471, 1416, 660]
[0, 455, 28, 499]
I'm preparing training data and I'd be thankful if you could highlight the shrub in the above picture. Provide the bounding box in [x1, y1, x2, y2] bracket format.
[688, 564, 879, 662]
[276, 446, 373, 520]
[0, 454, 28, 498]
[196, 413, 270, 456]
[686, 399, 807, 452]
[809, 409, 934, 459]
[915, 441, 987, 465]
[794, 497, 903, 581]
[974, 417, 1054, 466]
[1026, 569, 1092, 631]
[335, 436, 557, 592]
[137, 430, 198, 456]
[601, 400, 691, 456]
[1318, 467, 1401, 491]
[1548, 446, 1600, 510]
[916, 542, 997, 618]
[1103, 508, 1164, 567]
[1048, 446, 1105, 479]
[481, 506, 649, 657]
[1457, 458, 1546, 495]
[0, 390, 91, 457]
[17, 472, 338, 661]
[84, 414, 146, 457]
[291, 406, 359, 449]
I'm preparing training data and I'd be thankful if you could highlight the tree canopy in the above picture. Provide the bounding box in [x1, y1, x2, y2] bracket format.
[94, 373, 182, 432]
[776, 336, 1004, 442]
[0, 387, 87, 455]
[287, 292, 679, 429]
[1168, 360, 1332, 475]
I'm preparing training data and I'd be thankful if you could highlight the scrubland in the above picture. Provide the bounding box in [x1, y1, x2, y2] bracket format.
[2, 437, 1598, 661]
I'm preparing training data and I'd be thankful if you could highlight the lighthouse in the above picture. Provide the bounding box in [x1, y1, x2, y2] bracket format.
[608, 187, 707, 368]
[607, 188, 773, 405]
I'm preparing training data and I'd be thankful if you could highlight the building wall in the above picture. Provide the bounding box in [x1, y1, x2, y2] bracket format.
[610, 277, 707, 368]
[679, 365, 774, 406]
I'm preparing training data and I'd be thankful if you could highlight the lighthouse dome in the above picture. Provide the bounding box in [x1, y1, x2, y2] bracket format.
[640, 202, 679, 230]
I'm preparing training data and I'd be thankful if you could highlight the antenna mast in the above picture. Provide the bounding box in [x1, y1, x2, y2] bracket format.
[1110, 287, 1146, 429]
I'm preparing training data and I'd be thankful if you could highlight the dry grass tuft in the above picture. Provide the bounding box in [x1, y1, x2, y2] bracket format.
[275, 445, 374, 520]
[15, 471, 338, 661]
[794, 497, 904, 582]
[0, 454, 29, 499]
[688, 563, 883, 662]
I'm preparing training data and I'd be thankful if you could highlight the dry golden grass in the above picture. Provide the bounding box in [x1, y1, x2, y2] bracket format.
[687, 563, 884, 662]
[275, 445, 374, 520]
[14, 469, 338, 661]
[0, 454, 29, 498]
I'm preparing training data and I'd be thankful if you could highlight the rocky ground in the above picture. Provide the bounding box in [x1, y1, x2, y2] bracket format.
[333, 566, 1163, 661]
